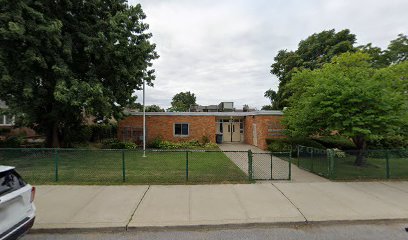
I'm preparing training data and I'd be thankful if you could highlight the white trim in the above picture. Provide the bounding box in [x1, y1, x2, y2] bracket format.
[0, 114, 14, 126]
[130, 111, 283, 117]
[173, 123, 189, 137]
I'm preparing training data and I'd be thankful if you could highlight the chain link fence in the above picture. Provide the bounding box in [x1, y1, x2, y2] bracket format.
[297, 145, 329, 178]
[0, 148, 292, 184]
[294, 145, 408, 180]
[250, 152, 291, 180]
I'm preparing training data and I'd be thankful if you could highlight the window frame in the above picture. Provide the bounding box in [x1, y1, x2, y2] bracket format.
[0, 114, 14, 126]
[174, 123, 189, 137]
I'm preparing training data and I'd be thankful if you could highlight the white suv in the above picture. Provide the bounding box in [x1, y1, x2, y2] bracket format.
[0, 166, 36, 240]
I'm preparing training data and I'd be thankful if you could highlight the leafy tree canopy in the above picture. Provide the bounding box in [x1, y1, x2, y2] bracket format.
[267, 29, 408, 109]
[168, 91, 196, 112]
[145, 104, 164, 112]
[0, 0, 158, 147]
[283, 52, 408, 166]
[269, 29, 356, 109]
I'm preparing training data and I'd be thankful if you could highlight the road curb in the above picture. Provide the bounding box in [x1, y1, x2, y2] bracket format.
[29, 218, 408, 234]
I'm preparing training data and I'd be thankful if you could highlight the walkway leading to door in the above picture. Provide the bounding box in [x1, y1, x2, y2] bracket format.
[218, 143, 329, 183]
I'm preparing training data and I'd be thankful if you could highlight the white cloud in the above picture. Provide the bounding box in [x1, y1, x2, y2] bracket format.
[129, 0, 408, 109]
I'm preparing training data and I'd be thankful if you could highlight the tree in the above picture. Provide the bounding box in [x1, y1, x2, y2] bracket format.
[168, 91, 196, 112]
[0, 0, 158, 147]
[283, 52, 407, 166]
[263, 89, 278, 110]
[270, 29, 357, 109]
[385, 33, 408, 64]
[358, 34, 408, 67]
[145, 104, 164, 112]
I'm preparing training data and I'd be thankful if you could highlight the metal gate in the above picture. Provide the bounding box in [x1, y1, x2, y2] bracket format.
[250, 152, 291, 180]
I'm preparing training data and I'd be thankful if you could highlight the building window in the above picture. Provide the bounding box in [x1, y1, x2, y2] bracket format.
[0, 115, 14, 126]
[174, 123, 189, 136]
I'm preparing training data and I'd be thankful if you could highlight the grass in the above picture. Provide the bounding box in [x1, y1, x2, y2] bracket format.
[295, 153, 408, 180]
[0, 149, 248, 185]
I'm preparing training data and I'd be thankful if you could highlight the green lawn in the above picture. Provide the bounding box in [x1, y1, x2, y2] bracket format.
[0, 149, 248, 185]
[295, 154, 408, 180]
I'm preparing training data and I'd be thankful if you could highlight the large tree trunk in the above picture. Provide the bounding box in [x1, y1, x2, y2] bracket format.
[352, 135, 367, 166]
[46, 122, 60, 148]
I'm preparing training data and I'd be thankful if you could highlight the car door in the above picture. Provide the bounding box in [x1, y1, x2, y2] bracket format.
[0, 170, 32, 235]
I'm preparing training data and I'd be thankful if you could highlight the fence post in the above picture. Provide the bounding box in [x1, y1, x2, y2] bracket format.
[122, 149, 126, 182]
[297, 145, 300, 167]
[54, 148, 59, 182]
[385, 150, 390, 179]
[310, 148, 314, 172]
[328, 149, 335, 179]
[186, 151, 189, 182]
[289, 151, 292, 180]
[248, 150, 253, 181]
[270, 153, 273, 180]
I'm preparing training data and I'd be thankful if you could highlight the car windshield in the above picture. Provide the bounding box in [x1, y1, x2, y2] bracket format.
[0, 170, 26, 197]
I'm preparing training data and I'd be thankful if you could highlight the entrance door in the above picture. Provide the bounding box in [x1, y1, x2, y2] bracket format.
[252, 123, 257, 146]
[231, 122, 240, 142]
[222, 122, 241, 142]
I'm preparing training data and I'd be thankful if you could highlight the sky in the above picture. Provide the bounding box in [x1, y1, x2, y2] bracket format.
[128, 0, 408, 110]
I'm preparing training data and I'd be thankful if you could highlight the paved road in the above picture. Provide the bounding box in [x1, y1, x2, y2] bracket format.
[25, 222, 408, 240]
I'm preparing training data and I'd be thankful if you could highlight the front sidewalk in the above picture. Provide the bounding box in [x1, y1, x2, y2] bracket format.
[33, 181, 408, 230]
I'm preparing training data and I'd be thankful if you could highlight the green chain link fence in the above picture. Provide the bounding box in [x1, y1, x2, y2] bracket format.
[296, 145, 408, 180]
[0, 148, 292, 184]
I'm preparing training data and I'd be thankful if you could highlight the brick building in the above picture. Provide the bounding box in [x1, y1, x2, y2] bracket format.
[118, 111, 284, 150]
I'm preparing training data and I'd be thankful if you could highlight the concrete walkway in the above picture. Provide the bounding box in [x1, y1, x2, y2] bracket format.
[218, 143, 328, 182]
[33, 181, 408, 230]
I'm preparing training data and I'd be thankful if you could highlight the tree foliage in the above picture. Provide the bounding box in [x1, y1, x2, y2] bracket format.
[268, 29, 356, 109]
[283, 52, 408, 166]
[0, 0, 158, 147]
[168, 91, 196, 112]
[267, 30, 408, 110]
[262, 89, 277, 110]
[145, 104, 164, 112]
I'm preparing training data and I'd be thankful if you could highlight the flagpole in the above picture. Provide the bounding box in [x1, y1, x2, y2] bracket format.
[142, 78, 146, 158]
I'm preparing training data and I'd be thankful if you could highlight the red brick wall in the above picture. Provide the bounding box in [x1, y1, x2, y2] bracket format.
[118, 115, 217, 143]
[244, 115, 284, 150]
[244, 116, 254, 146]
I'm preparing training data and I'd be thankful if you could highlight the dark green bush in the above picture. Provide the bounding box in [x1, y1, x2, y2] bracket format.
[267, 140, 291, 152]
[266, 137, 325, 150]
[0, 128, 11, 135]
[101, 138, 137, 149]
[313, 135, 356, 150]
[90, 124, 117, 142]
[0, 136, 24, 148]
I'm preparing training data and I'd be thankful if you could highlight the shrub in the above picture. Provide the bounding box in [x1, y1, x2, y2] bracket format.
[149, 136, 163, 148]
[90, 124, 118, 142]
[267, 140, 291, 152]
[266, 137, 325, 150]
[0, 136, 24, 148]
[313, 135, 356, 150]
[101, 138, 137, 149]
[148, 138, 217, 150]
[201, 135, 211, 144]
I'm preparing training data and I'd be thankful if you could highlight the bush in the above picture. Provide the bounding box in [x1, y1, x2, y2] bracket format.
[148, 138, 217, 150]
[0, 128, 11, 136]
[90, 124, 117, 142]
[0, 136, 24, 148]
[267, 140, 291, 152]
[63, 125, 92, 146]
[101, 138, 137, 149]
[313, 135, 356, 150]
[266, 137, 325, 150]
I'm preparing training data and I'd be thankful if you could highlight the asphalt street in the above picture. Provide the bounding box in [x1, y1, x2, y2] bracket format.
[25, 221, 408, 240]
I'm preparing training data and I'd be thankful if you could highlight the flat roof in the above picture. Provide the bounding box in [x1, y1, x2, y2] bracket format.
[129, 110, 283, 117]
